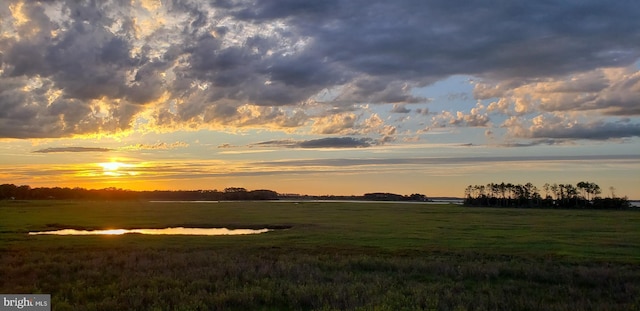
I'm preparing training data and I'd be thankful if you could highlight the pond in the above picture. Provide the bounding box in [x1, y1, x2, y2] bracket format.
[29, 227, 270, 236]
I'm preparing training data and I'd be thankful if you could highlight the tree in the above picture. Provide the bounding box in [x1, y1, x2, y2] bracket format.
[224, 187, 247, 193]
[550, 183, 559, 202]
[577, 181, 602, 204]
[577, 181, 589, 200]
[609, 186, 616, 199]
[564, 184, 578, 207]
[523, 182, 538, 206]
[15, 185, 31, 199]
[543, 183, 551, 199]
[590, 183, 601, 199]
[0, 184, 18, 199]
[506, 183, 514, 201]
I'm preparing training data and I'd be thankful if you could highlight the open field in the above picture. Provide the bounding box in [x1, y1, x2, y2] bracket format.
[1, 200, 639, 310]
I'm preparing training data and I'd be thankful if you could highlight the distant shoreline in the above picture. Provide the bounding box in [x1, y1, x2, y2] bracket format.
[149, 199, 465, 205]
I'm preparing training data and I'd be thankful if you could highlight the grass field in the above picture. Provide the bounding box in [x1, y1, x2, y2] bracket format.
[1, 200, 639, 310]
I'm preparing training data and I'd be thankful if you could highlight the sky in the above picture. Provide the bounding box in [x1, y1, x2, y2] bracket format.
[0, 0, 639, 198]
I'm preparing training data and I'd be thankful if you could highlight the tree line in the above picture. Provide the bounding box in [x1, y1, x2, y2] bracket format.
[464, 181, 631, 209]
[0, 184, 278, 201]
[0, 184, 431, 202]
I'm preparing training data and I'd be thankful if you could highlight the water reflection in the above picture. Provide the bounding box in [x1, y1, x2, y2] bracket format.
[29, 227, 270, 236]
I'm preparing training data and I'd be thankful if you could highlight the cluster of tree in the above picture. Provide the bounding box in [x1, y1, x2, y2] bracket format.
[0, 184, 278, 201]
[464, 182, 631, 209]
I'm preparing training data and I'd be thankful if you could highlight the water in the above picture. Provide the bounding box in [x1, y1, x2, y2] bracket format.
[149, 200, 464, 204]
[29, 227, 270, 236]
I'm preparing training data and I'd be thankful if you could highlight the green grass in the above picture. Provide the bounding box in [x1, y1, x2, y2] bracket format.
[1, 200, 640, 310]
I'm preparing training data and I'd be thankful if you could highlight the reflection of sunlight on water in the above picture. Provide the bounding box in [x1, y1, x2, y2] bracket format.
[29, 227, 270, 236]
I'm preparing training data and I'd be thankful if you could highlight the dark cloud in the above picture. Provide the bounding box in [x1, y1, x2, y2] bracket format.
[255, 137, 373, 148]
[529, 121, 640, 140]
[32, 147, 112, 153]
[243, 0, 640, 80]
[232, 0, 340, 21]
[44, 17, 133, 101]
[252, 140, 296, 148]
[298, 137, 372, 148]
[1, 0, 639, 138]
[390, 104, 411, 114]
[499, 139, 566, 148]
[415, 108, 430, 115]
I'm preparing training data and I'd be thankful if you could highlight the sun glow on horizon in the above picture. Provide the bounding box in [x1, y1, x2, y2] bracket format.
[98, 161, 138, 177]
[99, 229, 129, 235]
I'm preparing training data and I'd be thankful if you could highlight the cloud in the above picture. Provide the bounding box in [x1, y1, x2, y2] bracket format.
[299, 137, 373, 148]
[503, 115, 640, 141]
[32, 147, 112, 153]
[312, 113, 357, 135]
[477, 66, 640, 117]
[258, 154, 640, 168]
[432, 105, 490, 128]
[254, 137, 373, 149]
[415, 108, 430, 116]
[261, 0, 640, 80]
[1, 0, 639, 139]
[528, 120, 640, 140]
[391, 104, 411, 114]
[120, 141, 189, 151]
[498, 139, 567, 148]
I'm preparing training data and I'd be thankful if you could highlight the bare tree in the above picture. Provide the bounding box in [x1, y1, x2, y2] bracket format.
[609, 186, 616, 199]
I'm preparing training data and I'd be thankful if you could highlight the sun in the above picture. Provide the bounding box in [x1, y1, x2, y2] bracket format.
[99, 162, 125, 171]
[98, 161, 137, 176]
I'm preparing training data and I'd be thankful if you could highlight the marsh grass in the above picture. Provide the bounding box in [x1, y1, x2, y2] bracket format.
[1, 200, 640, 310]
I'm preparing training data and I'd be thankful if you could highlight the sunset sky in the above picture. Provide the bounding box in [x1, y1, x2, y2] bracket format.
[1, 0, 639, 198]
